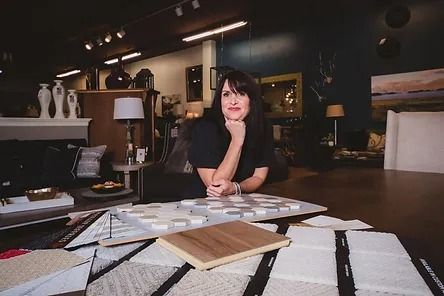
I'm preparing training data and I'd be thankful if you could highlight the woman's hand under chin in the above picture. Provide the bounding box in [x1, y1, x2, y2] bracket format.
[225, 119, 246, 147]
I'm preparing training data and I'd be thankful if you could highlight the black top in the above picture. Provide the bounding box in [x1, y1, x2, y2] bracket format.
[185, 118, 274, 197]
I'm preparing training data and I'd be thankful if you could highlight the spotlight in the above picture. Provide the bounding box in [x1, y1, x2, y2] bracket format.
[104, 33, 112, 43]
[0, 70, 3, 74]
[96, 37, 104, 46]
[117, 28, 126, 39]
[191, 0, 200, 9]
[175, 5, 183, 16]
[85, 41, 94, 50]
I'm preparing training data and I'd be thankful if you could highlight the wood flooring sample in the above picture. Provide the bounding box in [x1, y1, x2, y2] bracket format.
[157, 221, 290, 270]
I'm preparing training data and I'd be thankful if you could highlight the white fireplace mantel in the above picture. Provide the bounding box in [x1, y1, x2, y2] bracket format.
[0, 117, 92, 140]
[0, 117, 91, 127]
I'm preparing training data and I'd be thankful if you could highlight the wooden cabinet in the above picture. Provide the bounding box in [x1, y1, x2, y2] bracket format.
[78, 89, 159, 162]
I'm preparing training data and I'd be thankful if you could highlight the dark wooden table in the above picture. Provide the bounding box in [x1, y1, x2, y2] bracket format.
[259, 167, 444, 280]
[0, 188, 139, 230]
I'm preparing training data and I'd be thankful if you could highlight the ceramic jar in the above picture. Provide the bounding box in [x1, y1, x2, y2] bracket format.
[67, 89, 78, 119]
[38, 83, 51, 119]
[105, 58, 132, 89]
[52, 80, 65, 119]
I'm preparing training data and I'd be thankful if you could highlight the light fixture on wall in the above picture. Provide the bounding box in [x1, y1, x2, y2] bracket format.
[117, 28, 126, 38]
[191, 0, 200, 9]
[104, 32, 112, 43]
[84, 41, 94, 50]
[56, 69, 81, 78]
[183, 21, 248, 42]
[174, 5, 183, 16]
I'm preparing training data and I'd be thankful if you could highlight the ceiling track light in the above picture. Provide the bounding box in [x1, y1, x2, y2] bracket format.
[117, 28, 126, 38]
[191, 0, 200, 9]
[96, 37, 104, 46]
[104, 33, 112, 43]
[182, 21, 248, 42]
[175, 5, 183, 16]
[85, 41, 94, 50]
[56, 69, 81, 78]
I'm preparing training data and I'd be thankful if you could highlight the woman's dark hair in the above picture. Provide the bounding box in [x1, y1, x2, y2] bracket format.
[210, 70, 266, 154]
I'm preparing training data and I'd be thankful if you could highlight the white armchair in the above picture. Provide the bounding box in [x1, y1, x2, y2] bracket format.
[384, 110, 444, 173]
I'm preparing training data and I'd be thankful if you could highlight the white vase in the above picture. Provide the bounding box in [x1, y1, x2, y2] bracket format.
[67, 89, 78, 119]
[52, 79, 65, 119]
[38, 83, 51, 119]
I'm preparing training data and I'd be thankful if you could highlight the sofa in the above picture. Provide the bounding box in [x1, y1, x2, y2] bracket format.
[140, 119, 289, 202]
[0, 139, 113, 197]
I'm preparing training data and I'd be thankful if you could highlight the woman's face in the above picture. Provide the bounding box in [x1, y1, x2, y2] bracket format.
[221, 80, 250, 121]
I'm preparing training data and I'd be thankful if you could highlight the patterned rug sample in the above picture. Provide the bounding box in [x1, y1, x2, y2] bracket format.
[0, 249, 85, 291]
[285, 226, 336, 251]
[270, 246, 338, 286]
[86, 261, 176, 296]
[167, 269, 250, 296]
[262, 277, 339, 296]
[129, 242, 186, 267]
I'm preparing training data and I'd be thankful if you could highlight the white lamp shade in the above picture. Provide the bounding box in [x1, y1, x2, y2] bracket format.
[113, 97, 145, 120]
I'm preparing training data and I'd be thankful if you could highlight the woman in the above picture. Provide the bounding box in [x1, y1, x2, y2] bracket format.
[187, 70, 273, 197]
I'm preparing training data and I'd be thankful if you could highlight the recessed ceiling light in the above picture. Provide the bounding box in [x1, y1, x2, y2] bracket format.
[175, 5, 183, 16]
[191, 0, 200, 9]
[85, 41, 94, 50]
[104, 33, 112, 43]
[117, 29, 126, 39]
[56, 69, 81, 78]
[183, 21, 248, 42]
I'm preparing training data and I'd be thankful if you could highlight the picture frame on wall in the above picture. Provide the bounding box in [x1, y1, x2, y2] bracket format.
[186, 65, 203, 102]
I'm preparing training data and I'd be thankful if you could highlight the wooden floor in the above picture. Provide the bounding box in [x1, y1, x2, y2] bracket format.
[287, 166, 319, 180]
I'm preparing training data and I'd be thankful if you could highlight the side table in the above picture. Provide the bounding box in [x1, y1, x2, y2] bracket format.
[112, 162, 152, 194]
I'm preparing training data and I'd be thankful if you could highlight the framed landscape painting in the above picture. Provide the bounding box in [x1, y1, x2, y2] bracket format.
[371, 68, 444, 121]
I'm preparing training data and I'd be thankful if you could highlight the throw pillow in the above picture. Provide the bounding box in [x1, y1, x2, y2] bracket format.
[68, 145, 107, 178]
[41, 146, 81, 187]
[367, 132, 386, 152]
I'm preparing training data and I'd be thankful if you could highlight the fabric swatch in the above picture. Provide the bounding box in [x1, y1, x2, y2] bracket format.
[167, 269, 250, 296]
[0, 249, 31, 260]
[285, 226, 336, 251]
[270, 246, 338, 286]
[86, 261, 176, 296]
[349, 252, 432, 295]
[130, 242, 185, 267]
[0, 248, 94, 296]
[263, 278, 339, 296]
[346, 230, 410, 258]
[0, 249, 85, 291]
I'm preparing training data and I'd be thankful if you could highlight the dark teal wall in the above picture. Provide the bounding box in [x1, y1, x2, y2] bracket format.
[218, 0, 444, 132]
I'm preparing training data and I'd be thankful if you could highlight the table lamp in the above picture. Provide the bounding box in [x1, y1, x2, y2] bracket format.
[326, 104, 345, 146]
[114, 97, 145, 164]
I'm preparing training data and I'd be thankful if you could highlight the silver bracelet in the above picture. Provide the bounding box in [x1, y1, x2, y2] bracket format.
[233, 182, 241, 195]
